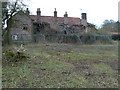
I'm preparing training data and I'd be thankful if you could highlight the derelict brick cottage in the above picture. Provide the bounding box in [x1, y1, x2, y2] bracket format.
[8, 8, 95, 43]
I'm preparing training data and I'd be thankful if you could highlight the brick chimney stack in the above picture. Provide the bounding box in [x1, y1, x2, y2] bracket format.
[81, 13, 87, 32]
[81, 13, 87, 26]
[81, 13, 87, 20]
[54, 8, 57, 17]
[37, 8, 41, 16]
[36, 8, 41, 23]
[64, 12, 68, 17]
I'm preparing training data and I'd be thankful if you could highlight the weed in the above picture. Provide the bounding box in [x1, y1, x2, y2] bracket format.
[3, 44, 29, 63]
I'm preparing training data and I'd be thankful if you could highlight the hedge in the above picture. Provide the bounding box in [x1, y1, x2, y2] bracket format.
[111, 34, 120, 40]
[79, 33, 112, 44]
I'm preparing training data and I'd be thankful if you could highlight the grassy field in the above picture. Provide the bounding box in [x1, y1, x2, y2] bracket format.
[2, 42, 118, 88]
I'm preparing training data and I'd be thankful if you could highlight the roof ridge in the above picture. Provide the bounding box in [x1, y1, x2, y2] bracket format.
[29, 15, 80, 19]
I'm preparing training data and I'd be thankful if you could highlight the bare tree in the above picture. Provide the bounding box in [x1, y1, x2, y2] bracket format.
[2, 0, 29, 44]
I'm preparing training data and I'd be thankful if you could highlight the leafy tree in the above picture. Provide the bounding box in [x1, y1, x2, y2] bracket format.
[99, 19, 119, 32]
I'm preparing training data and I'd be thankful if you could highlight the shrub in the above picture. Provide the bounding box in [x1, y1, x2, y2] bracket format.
[79, 33, 112, 44]
[45, 34, 80, 43]
[111, 34, 120, 40]
[2, 44, 29, 63]
[96, 35, 112, 44]
[80, 33, 96, 44]
[71, 34, 80, 43]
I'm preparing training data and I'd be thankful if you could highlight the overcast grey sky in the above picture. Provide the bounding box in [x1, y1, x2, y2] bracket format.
[25, 0, 119, 27]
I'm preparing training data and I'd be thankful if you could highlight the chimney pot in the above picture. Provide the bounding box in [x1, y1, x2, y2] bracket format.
[81, 13, 87, 20]
[64, 11, 68, 17]
[26, 8, 30, 15]
[54, 8, 57, 17]
[37, 8, 41, 16]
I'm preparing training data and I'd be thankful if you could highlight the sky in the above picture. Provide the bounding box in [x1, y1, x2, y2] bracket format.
[24, 0, 119, 27]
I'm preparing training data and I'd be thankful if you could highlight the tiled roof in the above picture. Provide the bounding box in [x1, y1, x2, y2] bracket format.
[107, 32, 119, 35]
[29, 15, 81, 26]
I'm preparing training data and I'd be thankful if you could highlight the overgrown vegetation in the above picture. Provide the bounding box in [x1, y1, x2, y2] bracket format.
[33, 33, 114, 44]
[111, 34, 120, 40]
[2, 43, 118, 88]
[80, 33, 96, 44]
[98, 20, 119, 32]
[2, 44, 29, 64]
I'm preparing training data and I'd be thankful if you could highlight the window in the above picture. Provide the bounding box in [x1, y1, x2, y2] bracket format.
[64, 31, 67, 34]
[12, 35, 18, 40]
[22, 26, 28, 30]
[22, 24, 28, 30]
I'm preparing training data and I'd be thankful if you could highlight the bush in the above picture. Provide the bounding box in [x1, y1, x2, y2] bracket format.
[45, 34, 80, 43]
[2, 44, 29, 63]
[79, 33, 112, 44]
[62, 34, 80, 43]
[71, 34, 80, 43]
[80, 33, 96, 44]
[111, 34, 120, 40]
[95, 35, 112, 44]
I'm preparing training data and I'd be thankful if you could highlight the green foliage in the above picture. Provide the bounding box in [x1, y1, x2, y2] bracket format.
[96, 30, 108, 35]
[95, 35, 112, 44]
[111, 34, 120, 40]
[44, 34, 80, 43]
[79, 33, 112, 44]
[68, 34, 80, 43]
[3, 44, 29, 63]
[99, 20, 119, 32]
[80, 33, 96, 44]
[41, 33, 113, 44]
